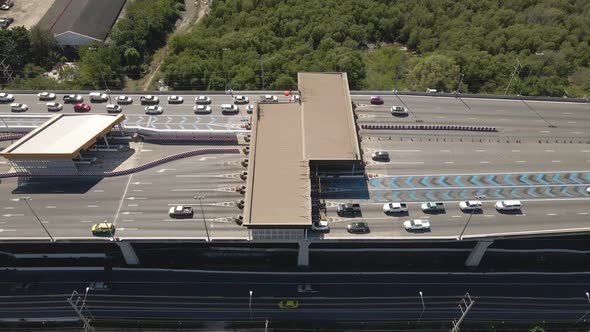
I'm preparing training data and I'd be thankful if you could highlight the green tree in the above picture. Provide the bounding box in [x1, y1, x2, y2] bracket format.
[408, 54, 460, 92]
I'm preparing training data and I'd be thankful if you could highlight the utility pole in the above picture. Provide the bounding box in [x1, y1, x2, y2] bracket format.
[12, 197, 54, 242]
[458, 195, 485, 240]
[504, 59, 521, 95]
[194, 196, 211, 242]
[418, 291, 425, 322]
[456, 73, 464, 95]
[67, 290, 95, 332]
[0, 57, 14, 85]
[260, 54, 265, 90]
[450, 293, 475, 332]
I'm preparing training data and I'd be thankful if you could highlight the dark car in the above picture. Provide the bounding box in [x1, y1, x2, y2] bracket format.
[337, 203, 361, 216]
[371, 151, 389, 161]
[0, 17, 13, 29]
[347, 222, 370, 234]
[370, 96, 384, 105]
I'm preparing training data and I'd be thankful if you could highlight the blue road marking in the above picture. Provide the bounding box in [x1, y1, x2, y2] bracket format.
[519, 173, 532, 185]
[388, 177, 398, 188]
[419, 176, 430, 187]
[526, 187, 538, 198]
[489, 188, 502, 198]
[577, 186, 588, 195]
[568, 172, 581, 184]
[584, 173, 590, 181]
[476, 189, 486, 198]
[454, 176, 465, 187]
[468, 176, 480, 186]
[504, 174, 516, 186]
[425, 191, 435, 201]
[459, 189, 469, 200]
[551, 173, 565, 185]
[487, 175, 500, 186]
[560, 187, 573, 197]
[391, 191, 401, 201]
[535, 174, 548, 185]
[437, 176, 448, 187]
[408, 191, 417, 201]
[543, 187, 555, 198]
[509, 188, 522, 198]
[404, 176, 414, 188]
[442, 190, 453, 200]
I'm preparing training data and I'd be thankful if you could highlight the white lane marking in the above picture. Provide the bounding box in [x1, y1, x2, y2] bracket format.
[581, 150, 590, 153]
[176, 174, 225, 178]
[444, 161, 454, 164]
[388, 161, 425, 164]
[121, 211, 142, 215]
[116, 227, 139, 231]
[511, 150, 520, 152]
[156, 168, 177, 173]
[564, 112, 572, 115]
[552, 160, 561, 163]
[373, 169, 590, 178]
[113, 175, 134, 225]
[546, 213, 558, 216]
[93, 190, 104, 193]
[386, 150, 422, 152]
[122, 219, 134, 222]
[452, 216, 462, 218]
[126, 197, 146, 200]
[127, 204, 138, 207]
[475, 150, 486, 152]
[79, 220, 94, 223]
[479, 161, 490, 164]
[133, 189, 144, 192]
[515, 161, 527, 163]
[2, 214, 24, 217]
[131, 182, 152, 185]
[539, 130, 550, 133]
[3, 207, 14, 210]
[483, 215, 495, 217]
[45, 206, 56, 209]
[545, 150, 555, 152]
[0, 229, 16, 232]
[87, 205, 99, 208]
[578, 212, 589, 215]
[440, 150, 451, 153]
[572, 131, 582, 134]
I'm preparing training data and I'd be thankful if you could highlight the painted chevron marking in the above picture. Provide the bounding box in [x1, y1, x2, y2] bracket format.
[509, 188, 522, 198]
[454, 176, 465, 187]
[519, 174, 532, 185]
[425, 191, 435, 201]
[535, 173, 549, 185]
[404, 176, 414, 188]
[568, 172, 582, 184]
[527, 187, 539, 198]
[408, 191, 417, 201]
[369, 178, 380, 188]
[551, 173, 565, 185]
[442, 190, 453, 200]
[585, 173, 590, 181]
[459, 189, 469, 200]
[490, 188, 502, 198]
[487, 175, 500, 186]
[437, 176, 449, 187]
[476, 189, 486, 198]
[388, 177, 399, 188]
[560, 186, 573, 197]
[419, 176, 430, 187]
[543, 187, 555, 198]
[504, 174, 516, 186]
[468, 176, 480, 186]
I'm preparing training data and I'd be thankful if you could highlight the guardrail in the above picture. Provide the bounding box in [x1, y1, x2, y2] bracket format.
[360, 124, 497, 132]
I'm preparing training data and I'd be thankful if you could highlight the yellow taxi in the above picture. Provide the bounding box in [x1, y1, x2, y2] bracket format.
[278, 300, 299, 309]
[91, 222, 115, 236]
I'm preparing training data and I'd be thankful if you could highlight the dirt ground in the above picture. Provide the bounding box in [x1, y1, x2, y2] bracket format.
[3, 0, 56, 29]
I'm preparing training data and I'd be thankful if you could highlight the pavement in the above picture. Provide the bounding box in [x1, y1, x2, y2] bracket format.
[1, 268, 590, 322]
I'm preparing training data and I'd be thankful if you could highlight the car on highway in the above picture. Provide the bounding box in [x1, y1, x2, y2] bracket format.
[221, 104, 239, 114]
[383, 202, 408, 213]
[73, 103, 91, 112]
[106, 104, 122, 113]
[63, 94, 83, 103]
[194, 105, 212, 114]
[495, 200, 522, 211]
[261, 94, 278, 102]
[46, 102, 63, 112]
[10, 103, 27, 112]
[116, 95, 133, 105]
[403, 219, 430, 231]
[370, 96, 384, 105]
[0, 92, 14, 102]
[1, 1, 13, 10]
[167, 95, 184, 104]
[459, 200, 482, 212]
[421, 202, 445, 213]
[587, 187, 590, 194]
[91, 222, 114, 236]
[233, 95, 249, 104]
[195, 95, 211, 104]
[246, 105, 254, 114]
[371, 151, 389, 161]
[278, 300, 299, 309]
[391, 106, 409, 116]
[347, 222, 370, 234]
[290, 95, 300, 102]
[37, 92, 56, 100]
[169, 206, 194, 218]
[311, 220, 329, 231]
[89, 92, 108, 102]
[140, 95, 159, 105]
[145, 105, 163, 115]
[337, 203, 361, 216]
[89, 282, 111, 291]
[0, 17, 13, 29]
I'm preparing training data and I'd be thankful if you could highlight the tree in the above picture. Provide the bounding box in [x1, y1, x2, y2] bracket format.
[76, 45, 123, 89]
[29, 26, 59, 69]
[408, 54, 460, 92]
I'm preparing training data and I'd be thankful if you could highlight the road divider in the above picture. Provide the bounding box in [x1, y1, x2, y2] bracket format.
[360, 124, 497, 132]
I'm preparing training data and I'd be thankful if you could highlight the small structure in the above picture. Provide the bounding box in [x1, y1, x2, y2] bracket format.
[0, 114, 125, 174]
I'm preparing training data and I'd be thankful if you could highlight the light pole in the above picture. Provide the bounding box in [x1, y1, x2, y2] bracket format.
[418, 291, 425, 322]
[249, 290, 253, 320]
[458, 195, 485, 240]
[222, 48, 232, 94]
[576, 291, 590, 323]
[194, 196, 211, 242]
[11, 197, 54, 242]
[88, 47, 112, 104]
[82, 286, 90, 310]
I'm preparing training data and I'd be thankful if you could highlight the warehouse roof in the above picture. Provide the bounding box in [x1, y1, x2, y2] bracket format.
[0, 114, 125, 159]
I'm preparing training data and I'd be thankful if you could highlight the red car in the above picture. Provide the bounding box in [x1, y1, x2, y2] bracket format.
[73, 103, 91, 112]
[370, 96, 384, 105]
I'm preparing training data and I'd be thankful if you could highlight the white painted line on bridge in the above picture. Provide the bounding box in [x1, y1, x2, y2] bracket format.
[515, 161, 527, 163]
[367, 183, 589, 191]
[546, 213, 558, 216]
[127, 204, 138, 207]
[578, 212, 589, 215]
[45, 206, 56, 209]
[479, 161, 490, 164]
[3, 207, 14, 210]
[373, 169, 590, 178]
[79, 220, 93, 223]
[1, 214, 23, 217]
[388, 161, 425, 164]
[444, 161, 454, 164]
[87, 205, 99, 208]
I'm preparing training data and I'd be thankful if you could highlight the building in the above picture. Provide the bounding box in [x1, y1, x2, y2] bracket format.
[38, 0, 126, 46]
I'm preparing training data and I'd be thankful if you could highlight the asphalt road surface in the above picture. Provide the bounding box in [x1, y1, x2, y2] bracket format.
[1, 269, 590, 323]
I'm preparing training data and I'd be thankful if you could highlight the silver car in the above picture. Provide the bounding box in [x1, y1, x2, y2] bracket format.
[46, 102, 63, 112]
[145, 106, 163, 115]
[194, 105, 212, 114]
[195, 95, 211, 104]
[10, 103, 28, 112]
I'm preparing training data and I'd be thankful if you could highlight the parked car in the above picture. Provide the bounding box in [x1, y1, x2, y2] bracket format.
[391, 106, 409, 116]
[116, 95, 133, 105]
[403, 219, 430, 231]
[495, 200, 522, 211]
[73, 103, 91, 112]
[233, 95, 249, 104]
[140, 95, 159, 105]
[371, 151, 389, 161]
[63, 94, 83, 103]
[0, 17, 13, 29]
[370, 96, 384, 105]
[421, 202, 445, 213]
[37, 92, 56, 100]
[337, 203, 361, 216]
[167, 95, 184, 104]
[46, 102, 63, 112]
[0, 92, 14, 102]
[106, 104, 122, 113]
[382, 202, 408, 213]
[194, 105, 212, 114]
[0, 1, 13, 10]
[10, 103, 27, 112]
[459, 200, 482, 212]
[195, 95, 211, 104]
[145, 106, 163, 115]
[347, 222, 370, 233]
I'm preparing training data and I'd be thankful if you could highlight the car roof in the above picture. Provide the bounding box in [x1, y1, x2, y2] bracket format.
[502, 200, 521, 205]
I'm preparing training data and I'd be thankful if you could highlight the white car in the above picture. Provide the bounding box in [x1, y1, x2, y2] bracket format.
[391, 106, 408, 115]
[311, 220, 329, 231]
[195, 95, 211, 104]
[46, 102, 63, 112]
[167, 95, 184, 104]
[382, 202, 408, 213]
[0, 92, 14, 102]
[194, 105, 212, 114]
[140, 95, 159, 105]
[459, 200, 482, 212]
[106, 104, 122, 113]
[403, 219, 430, 231]
[116, 95, 133, 104]
[63, 94, 83, 103]
[290, 95, 300, 102]
[144, 106, 163, 115]
[10, 103, 27, 112]
[261, 94, 278, 102]
[587, 187, 590, 194]
[38, 92, 56, 100]
[495, 200, 521, 211]
[89, 92, 109, 102]
[233, 95, 249, 104]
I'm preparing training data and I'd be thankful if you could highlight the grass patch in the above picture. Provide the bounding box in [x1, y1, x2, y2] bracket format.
[363, 45, 410, 90]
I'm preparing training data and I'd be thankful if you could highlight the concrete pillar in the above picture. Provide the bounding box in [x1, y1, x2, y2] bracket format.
[116, 241, 140, 265]
[297, 240, 310, 267]
[464, 239, 494, 267]
[117, 124, 125, 136]
[103, 136, 110, 148]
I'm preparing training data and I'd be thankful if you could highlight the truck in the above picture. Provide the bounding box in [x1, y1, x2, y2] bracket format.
[382, 202, 408, 213]
[421, 202, 445, 212]
[336, 203, 361, 216]
[168, 206, 194, 218]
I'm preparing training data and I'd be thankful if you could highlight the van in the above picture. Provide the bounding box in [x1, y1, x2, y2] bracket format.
[495, 200, 521, 211]
[89, 92, 108, 102]
[221, 104, 239, 114]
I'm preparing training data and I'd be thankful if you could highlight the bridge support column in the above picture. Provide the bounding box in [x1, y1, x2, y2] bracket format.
[297, 241, 310, 268]
[116, 241, 140, 265]
[465, 239, 494, 267]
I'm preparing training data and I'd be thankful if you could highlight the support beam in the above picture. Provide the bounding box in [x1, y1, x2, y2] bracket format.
[102, 136, 110, 148]
[464, 239, 494, 267]
[116, 241, 140, 265]
[297, 240, 310, 267]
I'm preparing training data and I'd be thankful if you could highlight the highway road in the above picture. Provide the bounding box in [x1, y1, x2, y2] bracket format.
[1, 269, 590, 323]
[1, 92, 590, 240]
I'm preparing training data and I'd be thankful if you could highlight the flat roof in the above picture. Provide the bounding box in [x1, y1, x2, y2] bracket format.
[244, 103, 311, 227]
[298, 72, 361, 161]
[1, 114, 125, 159]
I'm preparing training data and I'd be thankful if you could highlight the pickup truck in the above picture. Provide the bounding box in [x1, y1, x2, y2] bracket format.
[337, 203, 361, 216]
[383, 202, 408, 213]
[311, 220, 329, 231]
[168, 206, 194, 218]
[421, 202, 445, 212]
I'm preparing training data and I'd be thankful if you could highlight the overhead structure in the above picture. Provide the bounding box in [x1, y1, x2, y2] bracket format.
[0, 114, 125, 174]
[244, 72, 363, 241]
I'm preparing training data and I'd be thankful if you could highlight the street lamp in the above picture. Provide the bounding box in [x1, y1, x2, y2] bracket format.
[11, 197, 54, 242]
[249, 290, 253, 320]
[194, 196, 211, 242]
[458, 195, 485, 240]
[81, 286, 90, 310]
[418, 291, 425, 322]
[88, 47, 112, 103]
